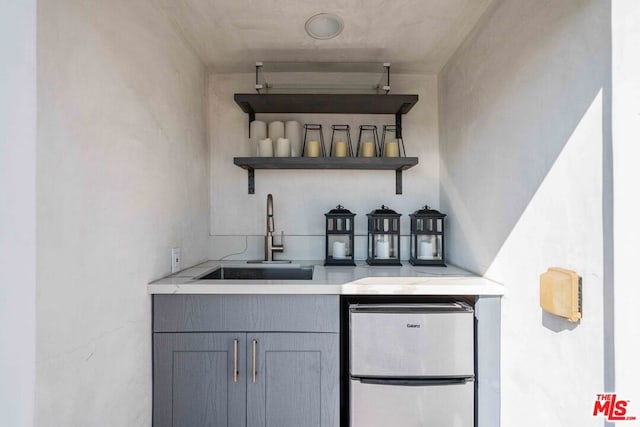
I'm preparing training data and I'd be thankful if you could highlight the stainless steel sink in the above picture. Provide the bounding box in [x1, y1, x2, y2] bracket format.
[198, 265, 314, 281]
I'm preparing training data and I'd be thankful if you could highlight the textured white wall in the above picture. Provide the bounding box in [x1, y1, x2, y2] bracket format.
[612, 0, 640, 410]
[439, 0, 609, 426]
[208, 73, 439, 260]
[36, 0, 209, 425]
[0, 1, 37, 426]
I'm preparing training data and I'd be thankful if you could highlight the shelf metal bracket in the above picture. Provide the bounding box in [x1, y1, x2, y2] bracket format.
[248, 169, 255, 194]
[396, 169, 403, 195]
[248, 112, 255, 138]
[395, 113, 402, 139]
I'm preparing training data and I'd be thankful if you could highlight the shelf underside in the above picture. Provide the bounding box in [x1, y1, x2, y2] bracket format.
[234, 94, 418, 115]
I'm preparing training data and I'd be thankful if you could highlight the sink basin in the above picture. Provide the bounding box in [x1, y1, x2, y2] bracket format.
[198, 265, 314, 281]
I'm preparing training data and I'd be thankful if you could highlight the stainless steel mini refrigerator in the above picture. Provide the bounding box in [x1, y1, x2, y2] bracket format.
[349, 303, 475, 427]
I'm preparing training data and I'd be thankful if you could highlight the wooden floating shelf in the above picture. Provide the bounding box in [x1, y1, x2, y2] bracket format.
[233, 94, 418, 115]
[233, 157, 419, 195]
[234, 157, 418, 170]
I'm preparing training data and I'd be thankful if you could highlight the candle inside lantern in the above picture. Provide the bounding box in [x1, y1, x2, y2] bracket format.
[384, 141, 399, 157]
[361, 141, 376, 157]
[332, 241, 346, 259]
[334, 141, 348, 157]
[418, 238, 434, 260]
[376, 239, 390, 259]
[306, 140, 321, 157]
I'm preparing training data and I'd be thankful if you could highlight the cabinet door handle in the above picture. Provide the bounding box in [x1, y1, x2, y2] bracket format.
[233, 338, 239, 383]
[252, 339, 257, 384]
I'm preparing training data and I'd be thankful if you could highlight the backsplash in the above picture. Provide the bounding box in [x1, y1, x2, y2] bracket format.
[208, 235, 414, 261]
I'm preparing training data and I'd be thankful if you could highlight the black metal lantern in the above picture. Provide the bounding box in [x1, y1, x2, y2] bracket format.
[325, 205, 356, 266]
[409, 205, 446, 266]
[367, 205, 402, 266]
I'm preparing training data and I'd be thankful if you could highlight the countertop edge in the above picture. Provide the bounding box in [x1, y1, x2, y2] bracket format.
[146, 283, 504, 296]
[147, 261, 504, 296]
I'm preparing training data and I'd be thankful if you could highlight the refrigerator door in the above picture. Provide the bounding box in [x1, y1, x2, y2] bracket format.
[350, 303, 474, 377]
[350, 378, 474, 427]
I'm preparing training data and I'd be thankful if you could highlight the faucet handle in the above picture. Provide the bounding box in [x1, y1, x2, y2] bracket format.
[273, 231, 284, 251]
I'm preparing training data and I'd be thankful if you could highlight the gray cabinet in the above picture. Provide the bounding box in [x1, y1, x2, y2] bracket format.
[153, 333, 246, 427]
[153, 295, 339, 427]
[247, 333, 339, 427]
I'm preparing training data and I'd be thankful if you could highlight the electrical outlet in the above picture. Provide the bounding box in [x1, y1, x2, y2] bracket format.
[171, 247, 181, 273]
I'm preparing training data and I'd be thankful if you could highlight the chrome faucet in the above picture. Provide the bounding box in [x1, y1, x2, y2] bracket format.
[265, 194, 284, 261]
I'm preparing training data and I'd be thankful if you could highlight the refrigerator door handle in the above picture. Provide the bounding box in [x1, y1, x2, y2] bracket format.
[357, 377, 472, 386]
[349, 302, 473, 314]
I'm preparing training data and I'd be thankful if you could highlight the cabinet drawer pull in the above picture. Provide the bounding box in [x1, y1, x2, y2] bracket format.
[252, 339, 257, 384]
[233, 338, 239, 383]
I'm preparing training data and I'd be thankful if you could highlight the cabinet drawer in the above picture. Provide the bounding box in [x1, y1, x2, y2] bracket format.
[153, 295, 339, 333]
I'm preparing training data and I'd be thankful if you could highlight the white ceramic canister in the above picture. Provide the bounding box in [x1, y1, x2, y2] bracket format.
[268, 121, 285, 142]
[275, 138, 291, 157]
[250, 121, 267, 155]
[258, 138, 273, 157]
[285, 121, 302, 157]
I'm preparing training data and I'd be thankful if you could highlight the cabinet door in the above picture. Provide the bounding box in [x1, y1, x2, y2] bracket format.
[154, 333, 246, 427]
[246, 333, 339, 427]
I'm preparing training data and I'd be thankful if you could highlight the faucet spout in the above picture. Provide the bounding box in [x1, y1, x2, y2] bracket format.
[267, 194, 274, 234]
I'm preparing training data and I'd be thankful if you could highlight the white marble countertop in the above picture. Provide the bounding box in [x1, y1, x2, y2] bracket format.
[148, 260, 504, 296]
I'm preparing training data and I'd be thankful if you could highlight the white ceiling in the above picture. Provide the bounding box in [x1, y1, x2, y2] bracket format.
[157, 0, 495, 74]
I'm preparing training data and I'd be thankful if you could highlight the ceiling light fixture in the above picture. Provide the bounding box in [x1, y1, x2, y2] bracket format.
[305, 13, 344, 40]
